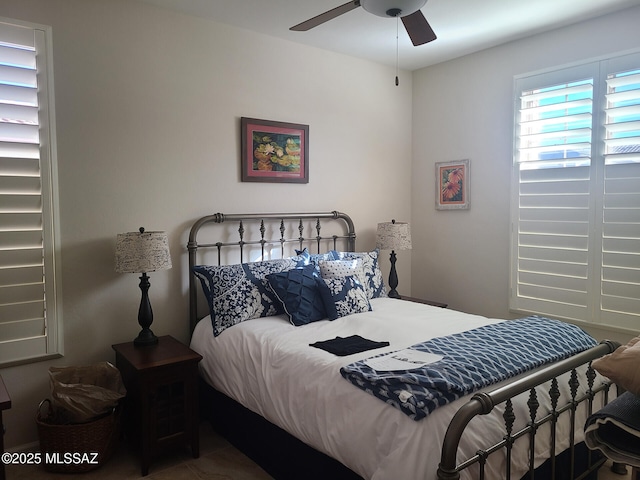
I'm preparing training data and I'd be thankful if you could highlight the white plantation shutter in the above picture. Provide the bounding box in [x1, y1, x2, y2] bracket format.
[513, 164, 592, 320]
[518, 81, 593, 165]
[0, 19, 62, 365]
[600, 64, 640, 330]
[511, 53, 640, 331]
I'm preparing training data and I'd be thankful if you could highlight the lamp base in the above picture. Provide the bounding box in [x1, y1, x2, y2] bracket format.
[387, 250, 401, 299]
[135, 273, 158, 347]
[134, 327, 158, 347]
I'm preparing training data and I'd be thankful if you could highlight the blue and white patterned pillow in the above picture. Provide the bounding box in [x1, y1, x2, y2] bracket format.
[295, 248, 335, 266]
[330, 250, 387, 299]
[193, 257, 303, 336]
[317, 275, 372, 320]
[319, 259, 366, 285]
[266, 264, 327, 326]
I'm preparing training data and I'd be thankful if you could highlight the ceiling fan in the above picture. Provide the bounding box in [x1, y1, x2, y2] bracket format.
[290, 0, 437, 46]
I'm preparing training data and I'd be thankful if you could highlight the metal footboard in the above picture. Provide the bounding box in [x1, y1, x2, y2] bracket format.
[437, 340, 620, 480]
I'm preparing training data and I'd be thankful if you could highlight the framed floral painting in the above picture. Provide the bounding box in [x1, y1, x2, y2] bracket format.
[435, 159, 469, 210]
[241, 117, 309, 183]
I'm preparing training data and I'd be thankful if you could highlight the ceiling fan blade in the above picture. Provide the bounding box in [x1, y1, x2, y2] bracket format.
[290, 1, 361, 31]
[401, 10, 437, 46]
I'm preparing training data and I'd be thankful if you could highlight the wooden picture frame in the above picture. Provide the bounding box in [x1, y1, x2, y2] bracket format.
[436, 159, 469, 210]
[241, 117, 309, 183]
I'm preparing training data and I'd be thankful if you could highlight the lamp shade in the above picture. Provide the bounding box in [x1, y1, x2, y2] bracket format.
[376, 220, 412, 251]
[115, 228, 172, 274]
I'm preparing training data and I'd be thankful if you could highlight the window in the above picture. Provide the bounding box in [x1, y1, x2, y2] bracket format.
[0, 18, 62, 365]
[511, 52, 640, 332]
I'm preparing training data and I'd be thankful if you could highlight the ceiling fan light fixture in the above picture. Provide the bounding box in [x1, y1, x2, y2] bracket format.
[361, 0, 428, 18]
[290, 0, 437, 49]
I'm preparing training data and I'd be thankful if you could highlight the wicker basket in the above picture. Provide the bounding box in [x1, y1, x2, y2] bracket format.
[36, 398, 122, 473]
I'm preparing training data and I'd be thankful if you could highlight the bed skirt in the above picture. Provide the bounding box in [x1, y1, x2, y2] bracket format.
[198, 378, 604, 480]
[199, 378, 362, 480]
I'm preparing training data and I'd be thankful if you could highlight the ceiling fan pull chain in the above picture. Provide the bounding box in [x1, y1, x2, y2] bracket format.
[395, 15, 399, 86]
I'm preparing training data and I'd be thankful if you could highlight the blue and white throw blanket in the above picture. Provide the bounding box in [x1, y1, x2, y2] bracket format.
[340, 316, 597, 421]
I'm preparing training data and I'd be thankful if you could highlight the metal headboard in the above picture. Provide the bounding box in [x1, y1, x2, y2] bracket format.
[187, 211, 356, 333]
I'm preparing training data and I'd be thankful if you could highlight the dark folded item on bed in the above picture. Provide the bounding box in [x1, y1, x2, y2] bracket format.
[341, 316, 597, 421]
[585, 391, 640, 466]
[310, 335, 390, 356]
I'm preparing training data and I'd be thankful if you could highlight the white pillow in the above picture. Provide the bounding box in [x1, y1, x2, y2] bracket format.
[319, 259, 366, 286]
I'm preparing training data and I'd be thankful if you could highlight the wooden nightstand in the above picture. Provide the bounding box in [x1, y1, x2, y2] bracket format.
[112, 335, 202, 476]
[400, 296, 448, 308]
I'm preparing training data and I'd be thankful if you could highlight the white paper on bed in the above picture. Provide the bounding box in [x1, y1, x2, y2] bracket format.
[190, 298, 607, 480]
[364, 348, 443, 371]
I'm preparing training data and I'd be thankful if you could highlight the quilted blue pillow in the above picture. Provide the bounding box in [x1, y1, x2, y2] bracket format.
[266, 264, 327, 326]
[316, 275, 372, 320]
[330, 250, 387, 299]
[193, 257, 303, 336]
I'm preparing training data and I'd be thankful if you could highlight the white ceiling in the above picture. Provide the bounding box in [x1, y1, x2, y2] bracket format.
[137, 0, 640, 71]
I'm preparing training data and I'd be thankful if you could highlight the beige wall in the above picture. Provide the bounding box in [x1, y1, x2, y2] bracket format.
[411, 6, 640, 345]
[1, 0, 413, 448]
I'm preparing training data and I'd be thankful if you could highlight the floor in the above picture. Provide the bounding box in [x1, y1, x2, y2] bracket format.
[5, 421, 633, 480]
[603, 464, 635, 480]
[5, 421, 273, 480]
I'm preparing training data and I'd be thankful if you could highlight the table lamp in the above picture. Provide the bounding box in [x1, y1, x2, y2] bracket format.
[115, 227, 172, 346]
[376, 219, 412, 298]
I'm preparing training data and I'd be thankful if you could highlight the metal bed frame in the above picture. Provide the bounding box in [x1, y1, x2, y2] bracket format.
[437, 341, 619, 479]
[187, 211, 621, 480]
[187, 211, 356, 333]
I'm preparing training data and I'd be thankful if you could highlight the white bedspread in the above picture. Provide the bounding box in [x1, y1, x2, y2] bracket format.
[190, 298, 605, 480]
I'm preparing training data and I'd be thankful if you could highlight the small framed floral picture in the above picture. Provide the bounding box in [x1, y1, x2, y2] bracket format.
[241, 117, 309, 183]
[435, 159, 469, 210]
